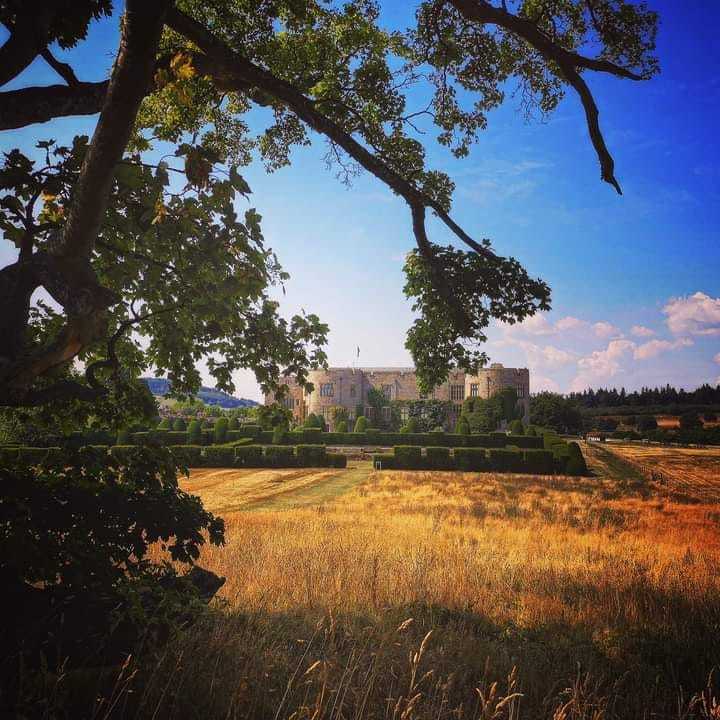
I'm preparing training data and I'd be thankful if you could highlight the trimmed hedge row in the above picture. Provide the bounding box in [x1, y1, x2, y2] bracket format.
[372, 444, 575, 475]
[0, 444, 347, 470]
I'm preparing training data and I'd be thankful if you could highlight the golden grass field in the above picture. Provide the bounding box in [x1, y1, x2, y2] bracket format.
[117, 447, 720, 719]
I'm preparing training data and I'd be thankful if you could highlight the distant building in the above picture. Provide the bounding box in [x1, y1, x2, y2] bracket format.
[264, 364, 530, 429]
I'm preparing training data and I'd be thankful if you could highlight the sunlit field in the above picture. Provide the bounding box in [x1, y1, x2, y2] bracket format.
[104, 450, 720, 720]
[601, 442, 720, 503]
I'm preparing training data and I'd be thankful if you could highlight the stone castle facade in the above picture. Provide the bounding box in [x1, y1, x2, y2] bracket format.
[264, 364, 530, 429]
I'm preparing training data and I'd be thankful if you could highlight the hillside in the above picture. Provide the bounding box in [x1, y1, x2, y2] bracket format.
[141, 377, 258, 409]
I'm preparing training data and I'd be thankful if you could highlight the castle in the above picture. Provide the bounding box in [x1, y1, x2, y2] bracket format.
[264, 364, 530, 429]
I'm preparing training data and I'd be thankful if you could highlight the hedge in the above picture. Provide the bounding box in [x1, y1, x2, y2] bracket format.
[202, 446, 236, 467]
[426, 446, 452, 470]
[296, 444, 327, 467]
[235, 444, 263, 467]
[263, 445, 296, 467]
[488, 448, 526, 473]
[523, 449, 555, 475]
[393, 445, 422, 470]
[454, 448, 488, 472]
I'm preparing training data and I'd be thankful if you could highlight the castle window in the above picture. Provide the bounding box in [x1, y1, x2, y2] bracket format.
[470, 383, 479, 397]
[382, 384, 392, 400]
[283, 397, 294, 409]
[320, 383, 334, 397]
[350, 384, 356, 397]
[450, 384, 464, 401]
[400, 406, 409, 423]
[516, 384, 525, 398]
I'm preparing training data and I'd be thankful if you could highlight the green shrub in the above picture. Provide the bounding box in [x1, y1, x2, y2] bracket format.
[0, 446, 20, 466]
[335, 420, 348, 433]
[431, 426, 445, 433]
[238, 424, 261, 438]
[302, 427, 323, 443]
[202, 446, 236, 467]
[296, 444, 327, 467]
[235, 444, 263, 467]
[228, 417, 239, 431]
[116, 428, 132, 445]
[167, 445, 203, 467]
[214, 417, 229, 444]
[304, 413, 321, 429]
[400, 418, 419, 434]
[393, 445, 422, 470]
[488, 448, 525, 473]
[327, 453, 347, 468]
[258, 430, 275, 444]
[455, 417, 470, 435]
[158, 418, 172, 430]
[354, 416, 368, 433]
[507, 435, 543, 449]
[272, 425, 287, 445]
[526, 425, 537, 437]
[263, 445, 296, 467]
[523, 449, 555, 474]
[162, 431, 188, 445]
[109, 444, 138, 465]
[564, 442, 588, 476]
[187, 420, 202, 444]
[453, 448, 487, 471]
[426, 446, 452, 470]
[372, 453, 394, 469]
[509, 419, 525, 435]
[172, 418, 187, 431]
[226, 437, 253, 448]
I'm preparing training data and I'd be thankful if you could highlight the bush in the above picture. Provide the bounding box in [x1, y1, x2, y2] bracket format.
[336, 420, 348, 433]
[202, 446, 236, 467]
[235, 444, 263, 467]
[264, 445, 296, 467]
[526, 426, 537, 437]
[455, 417, 470, 435]
[393, 445, 422, 470]
[509, 419, 525, 435]
[116, 428, 132, 445]
[228, 417, 240, 431]
[327, 453, 348, 468]
[564, 442, 588, 476]
[238, 424, 261, 438]
[453, 448, 487, 471]
[296, 444, 327, 467]
[507, 435, 543, 449]
[400, 418, 420, 434]
[272, 425, 287, 445]
[426, 446, 452, 470]
[431, 426, 445, 433]
[304, 413, 322, 429]
[302, 427, 323, 443]
[172, 418, 187, 431]
[157, 418, 172, 430]
[354, 416, 368, 433]
[372, 453, 394, 469]
[187, 420, 202, 444]
[214, 417, 229, 444]
[488, 448, 525, 473]
[166, 445, 203, 467]
[523, 449, 555, 474]
[679, 411, 702, 431]
[637, 416, 658, 432]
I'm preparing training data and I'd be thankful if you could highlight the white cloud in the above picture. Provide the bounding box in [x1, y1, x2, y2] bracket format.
[570, 339, 635, 391]
[633, 337, 693, 360]
[501, 314, 588, 337]
[533, 375, 561, 392]
[663, 292, 720, 336]
[715, 352, 720, 365]
[631, 325, 655, 338]
[593, 321, 622, 339]
[555, 316, 586, 332]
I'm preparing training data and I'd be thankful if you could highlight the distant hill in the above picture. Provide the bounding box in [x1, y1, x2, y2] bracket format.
[141, 377, 259, 409]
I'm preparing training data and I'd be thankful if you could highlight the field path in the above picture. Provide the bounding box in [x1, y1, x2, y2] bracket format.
[182, 462, 371, 514]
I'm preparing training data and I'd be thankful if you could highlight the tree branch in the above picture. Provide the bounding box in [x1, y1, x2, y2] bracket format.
[448, 0, 646, 194]
[166, 7, 497, 265]
[0, 8, 52, 88]
[0, 81, 109, 130]
[40, 48, 79, 86]
[62, 0, 170, 259]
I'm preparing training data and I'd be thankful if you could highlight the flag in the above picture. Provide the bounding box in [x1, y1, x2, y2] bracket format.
[357, 346, 360, 358]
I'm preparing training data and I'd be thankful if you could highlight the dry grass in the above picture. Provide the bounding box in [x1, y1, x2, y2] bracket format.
[67, 458, 720, 719]
[603, 443, 720, 503]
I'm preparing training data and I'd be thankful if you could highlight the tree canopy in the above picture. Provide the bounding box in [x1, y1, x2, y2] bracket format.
[0, 0, 659, 418]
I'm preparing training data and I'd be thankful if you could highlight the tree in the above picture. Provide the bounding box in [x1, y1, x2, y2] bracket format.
[304, 413, 321, 429]
[367, 387, 389, 428]
[400, 417, 420, 434]
[257, 402, 292, 430]
[0, 0, 659, 416]
[173, 417, 186, 431]
[329, 406, 348, 430]
[530, 392, 583, 433]
[637, 416, 658, 432]
[679, 411, 702, 431]
[158, 418, 172, 430]
[462, 387, 520, 432]
[336, 420, 348, 433]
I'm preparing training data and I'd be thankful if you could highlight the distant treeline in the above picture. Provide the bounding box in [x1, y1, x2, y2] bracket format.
[567, 383, 720, 410]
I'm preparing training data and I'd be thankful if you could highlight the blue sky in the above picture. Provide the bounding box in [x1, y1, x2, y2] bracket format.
[1, 1, 719, 400]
